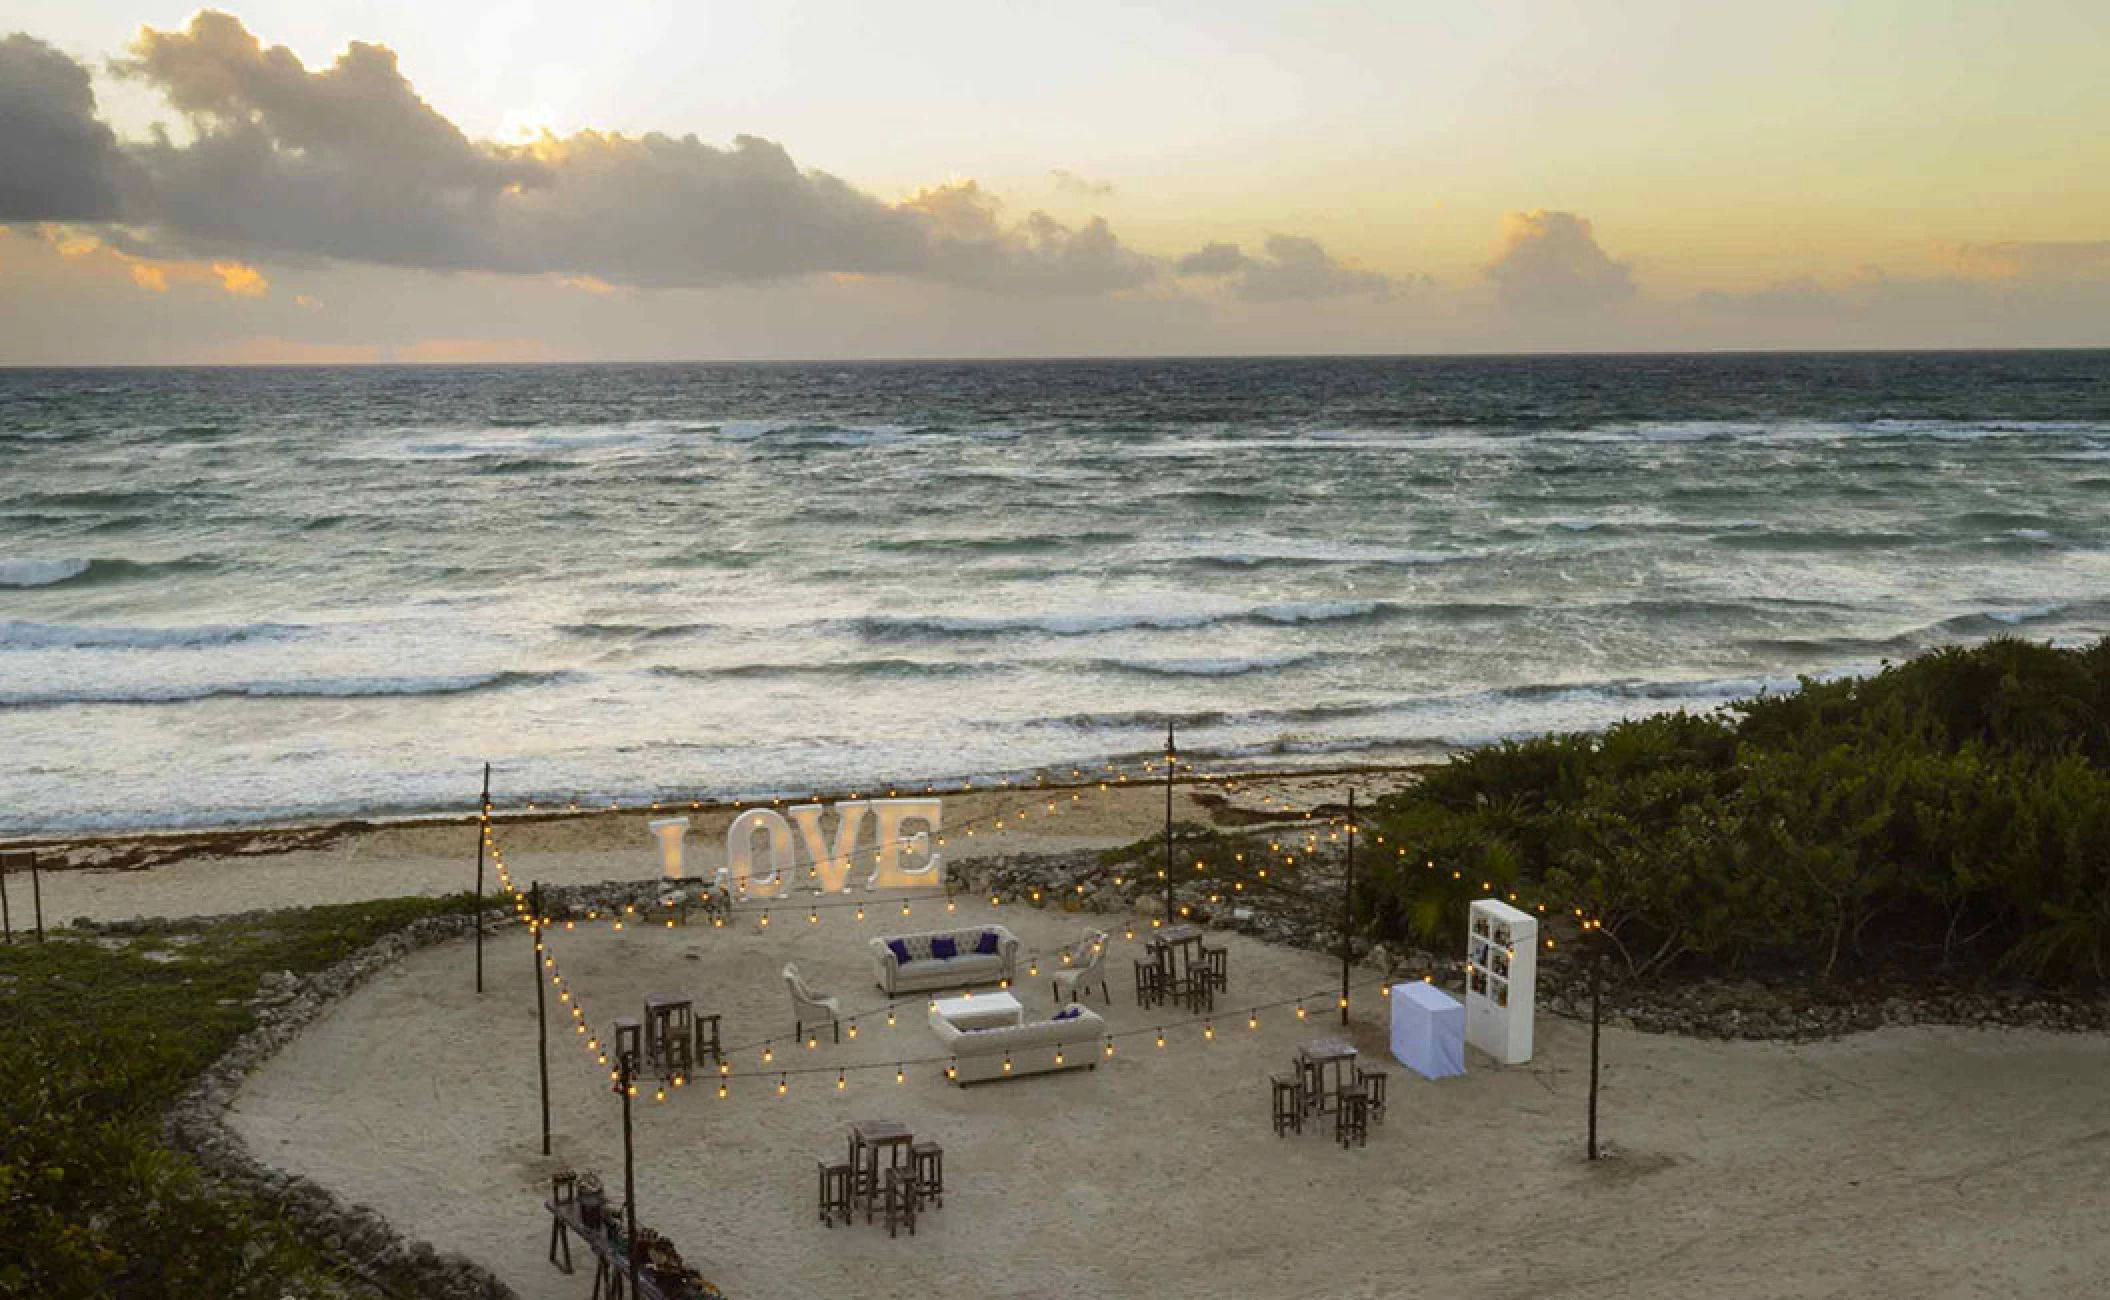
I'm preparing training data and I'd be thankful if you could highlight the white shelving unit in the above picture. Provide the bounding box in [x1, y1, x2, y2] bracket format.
[1465, 898, 1538, 1065]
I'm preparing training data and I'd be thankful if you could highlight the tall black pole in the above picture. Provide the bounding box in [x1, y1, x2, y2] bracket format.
[1340, 790, 1355, 1027]
[1587, 944, 1603, 1161]
[621, 1053, 639, 1300]
[474, 762, 490, 994]
[532, 881, 551, 1156]
[1, 853, 12, 943]
[1162, 722, 1177, 926]
[28, 851, 42, 944]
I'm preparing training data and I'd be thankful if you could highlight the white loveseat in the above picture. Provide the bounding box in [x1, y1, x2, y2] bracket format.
[870, 925, 1019, 995]
[928, 1004, 1106, 1084]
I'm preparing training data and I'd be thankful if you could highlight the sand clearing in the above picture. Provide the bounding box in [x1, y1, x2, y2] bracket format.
[229, 892, 2110, 1300]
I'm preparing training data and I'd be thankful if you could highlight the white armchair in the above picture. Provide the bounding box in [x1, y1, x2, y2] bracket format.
[783, 962, 844, 1044]
[1052, 930, 1111, 1005]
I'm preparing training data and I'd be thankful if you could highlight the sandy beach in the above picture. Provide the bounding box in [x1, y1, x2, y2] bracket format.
[225, 889, 2110, 1300]
[20, 767, 1417, 927]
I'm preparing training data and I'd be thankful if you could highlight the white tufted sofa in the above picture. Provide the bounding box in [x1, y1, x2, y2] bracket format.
[870, 925, 1020, 995]
[928, 1003, 1107, 1084]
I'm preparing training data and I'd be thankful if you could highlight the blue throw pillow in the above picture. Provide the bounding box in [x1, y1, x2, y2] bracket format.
[886, 938, 911, 964]
[975, 930, 1000, 955]
[930, 936, 957, 960]
[1053, 1005, 1081, 1021]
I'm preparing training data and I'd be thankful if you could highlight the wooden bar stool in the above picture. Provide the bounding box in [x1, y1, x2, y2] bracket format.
[815, 1158, 853, 1227]
[1296, 1056, 1325, 1114]
[1335, 1088, 1370, 1149]
[547, 1171, 577, 1273]
[1201, 943, 1229, 994]
[1355, 1067, 1389, 1124]
[644, 995, 693, 1072]
[910, 1140, 945, 1208]
[1269, 1073, 1304, 1137]
[1133, 958, 1165, 1008]
[693, 1012, 723, 1065]
[611, 1019, 643, 1075]
[882, 1166, 919, 1238]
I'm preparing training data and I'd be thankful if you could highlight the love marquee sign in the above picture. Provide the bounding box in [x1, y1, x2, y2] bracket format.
[649, 799, 944, 899]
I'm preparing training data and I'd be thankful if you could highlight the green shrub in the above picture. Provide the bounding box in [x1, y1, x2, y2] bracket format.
[1364, 637, 2110, 986]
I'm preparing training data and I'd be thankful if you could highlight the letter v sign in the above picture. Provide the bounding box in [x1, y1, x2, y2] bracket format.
[787, 802, 870, 893]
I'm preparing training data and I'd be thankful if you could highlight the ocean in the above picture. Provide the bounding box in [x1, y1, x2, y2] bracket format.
[3, 351, 2107, 835]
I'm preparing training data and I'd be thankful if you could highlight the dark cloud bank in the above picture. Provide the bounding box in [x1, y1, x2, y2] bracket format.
[0, 11, 1382, 300]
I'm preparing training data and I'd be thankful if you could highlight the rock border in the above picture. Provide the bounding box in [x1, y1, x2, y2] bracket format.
[155, 878, 705, 1300]
[162, 908, 521, 1300]
[964, 850, 2110, 1042]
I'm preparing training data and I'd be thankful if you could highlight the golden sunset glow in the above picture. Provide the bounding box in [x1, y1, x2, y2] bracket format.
[1, 2, 2104, 360]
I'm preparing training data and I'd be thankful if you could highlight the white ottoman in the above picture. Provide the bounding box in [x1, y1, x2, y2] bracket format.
[929, 990, 1024, 1031]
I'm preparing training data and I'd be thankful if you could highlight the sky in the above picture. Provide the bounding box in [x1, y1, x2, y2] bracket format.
[2, 2, 2107, 363]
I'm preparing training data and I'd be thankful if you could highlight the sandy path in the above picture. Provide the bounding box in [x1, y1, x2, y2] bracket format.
[230, 892, 2110, 1300]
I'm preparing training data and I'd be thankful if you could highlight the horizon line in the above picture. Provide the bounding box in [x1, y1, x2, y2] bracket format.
[5, 343, 2110, 371]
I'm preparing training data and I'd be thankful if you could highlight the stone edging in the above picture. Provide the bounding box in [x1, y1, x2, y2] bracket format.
[161, 879, 698, 1300]
[163, 910, 526, 1299]
[965, 850, 2110, 1042]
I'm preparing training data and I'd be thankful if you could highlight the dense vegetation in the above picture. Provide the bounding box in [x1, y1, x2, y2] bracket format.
[1357, 637, 2110, 986]
[0, 897, 465, 1297]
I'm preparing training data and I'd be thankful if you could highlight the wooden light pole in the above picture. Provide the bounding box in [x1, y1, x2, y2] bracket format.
[531, 881, 551, 1156]
[1161, 722, 1178, 926]
[2, 851, 45, 943]
[619, 1049, 640, 1299]
[1340, 790, 1355, 1026]
[1587, 924, 1605, 1161]
[473, 762, 490, 993]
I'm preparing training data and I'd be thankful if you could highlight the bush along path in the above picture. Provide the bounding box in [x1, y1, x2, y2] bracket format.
[1357, 637, 2110, 993]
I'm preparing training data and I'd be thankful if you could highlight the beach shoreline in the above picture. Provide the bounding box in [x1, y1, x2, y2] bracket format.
[9, 762, 1427, 926]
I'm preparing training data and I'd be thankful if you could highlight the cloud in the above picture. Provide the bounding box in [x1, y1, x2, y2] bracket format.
[899, 181, 1155, 295]
[1935, 240, 2110, 282]
[1050, 168, 1114, 198]
[212, 260, 268, 296]
[0, 11, 1158, 298]
[31, 225, 267, 298]
[1174, 234, 1391, 301]
[0, 35, 128, 221]
[1484, 210, 1634, 311]
[1176, 241, 1247, 276]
